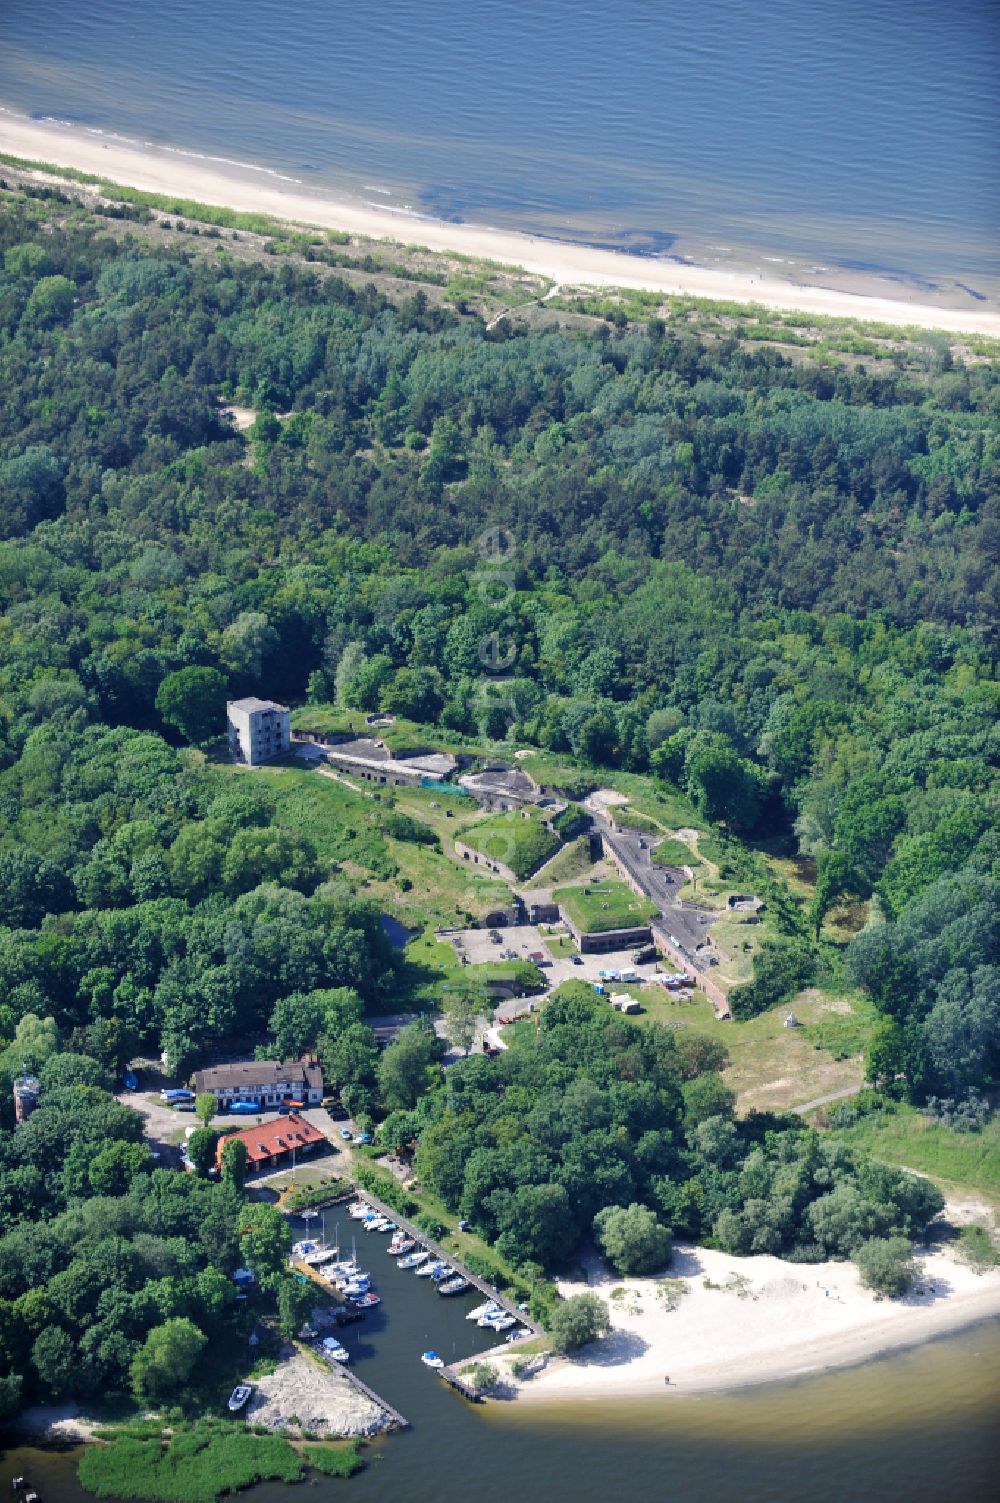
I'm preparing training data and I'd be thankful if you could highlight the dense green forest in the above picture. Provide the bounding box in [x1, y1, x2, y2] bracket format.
[0, 186, 997, 1416]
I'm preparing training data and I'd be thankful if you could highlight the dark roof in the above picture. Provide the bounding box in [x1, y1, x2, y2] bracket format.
[227, 697, 289, 714]
[193, 1059, 322, 1093]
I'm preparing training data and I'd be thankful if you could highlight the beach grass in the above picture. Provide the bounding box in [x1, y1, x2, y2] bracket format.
[302, 1441, 366, 1477]
[77, 1420, 303, 1503]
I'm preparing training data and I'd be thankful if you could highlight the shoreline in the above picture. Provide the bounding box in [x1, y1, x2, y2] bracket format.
[510, 1241, 1000, 1405]
[2, 110, 1000, 339]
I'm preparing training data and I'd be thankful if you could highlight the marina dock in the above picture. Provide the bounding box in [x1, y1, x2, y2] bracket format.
[348, 1188, 544, 1336]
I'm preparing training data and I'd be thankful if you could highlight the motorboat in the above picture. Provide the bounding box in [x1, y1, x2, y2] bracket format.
[483, 1313, 516, 1331]
[350, 1291, 380, 1307]
[373, 1217, 395, 1233]
[342, 1276, 371, 1296]
[347, 1201, 369, 1219]
[334, 1269, 368, 1290]
[467, 1300, 501, 1321]
[415, 1258, 446, 1279]
[227, 1384, 253, 1413]
[429, 1264, 452, 1283]
[437, 1275, 470, 1296]
[321, 1337, 350, 1364]
[388, 1234, 414, 1256]
[421, 1350, 444, 1369]
[398, 1249, 429, 1269]
[360, 1213, 381, 1230]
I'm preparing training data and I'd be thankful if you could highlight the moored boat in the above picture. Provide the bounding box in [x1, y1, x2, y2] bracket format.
[350, 1290, 381, 1307]
[415, 1258, 446, 1278]
[421, 1349, 444, 1369]
[321, 1337, 350, 1364]
[388, 1234, 414, 1255]
[483, 1312, 516, 1331]
[467, 1299, 501, 1321]
[398, 1249, 428, 1268]
[437, 1275, 470, 1296]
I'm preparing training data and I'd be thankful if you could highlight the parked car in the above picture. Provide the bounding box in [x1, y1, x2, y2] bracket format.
[325, 1103, 349, 1121]
[339, 1127, 353, 1141]
[357, 1131, 372, 1144]
[571, 955, 584, 965]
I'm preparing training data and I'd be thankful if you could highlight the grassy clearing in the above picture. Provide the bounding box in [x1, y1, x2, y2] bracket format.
[554, 879, 658, 934]
[715, 991, 869, 1112]
[301, 1441, 366, 1478]
[523, 835, 596, 889]
[78, 1421, 302, 1503]
[954, 1224, 999, 1271]
[652, 837, 700, 867]
[829, 1106, 1000, 1204]
[460, 810, 559, 880]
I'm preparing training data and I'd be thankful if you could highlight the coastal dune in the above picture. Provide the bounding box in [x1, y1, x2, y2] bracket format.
[513, 1241, 1000, 1402]
[3, 112, 1000, 339]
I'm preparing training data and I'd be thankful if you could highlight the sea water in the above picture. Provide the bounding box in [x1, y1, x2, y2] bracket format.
[0, 0, 997, 292]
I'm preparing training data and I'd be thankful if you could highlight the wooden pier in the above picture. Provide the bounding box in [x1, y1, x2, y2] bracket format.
[338, 1362, 410, 1429]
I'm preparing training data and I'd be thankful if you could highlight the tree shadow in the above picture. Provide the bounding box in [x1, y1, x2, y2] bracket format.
[571, 1329, 650, 1367]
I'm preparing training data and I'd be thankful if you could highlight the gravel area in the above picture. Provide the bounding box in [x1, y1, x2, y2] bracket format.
[247, 1346, 389, 1437]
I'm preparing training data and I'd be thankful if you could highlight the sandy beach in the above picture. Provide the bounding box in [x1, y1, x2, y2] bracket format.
[2, 111, 999, 340]
[511, 1238, 1000, 1403]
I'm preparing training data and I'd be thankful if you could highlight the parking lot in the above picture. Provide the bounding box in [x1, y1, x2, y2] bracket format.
[447, 923, 666, 1001]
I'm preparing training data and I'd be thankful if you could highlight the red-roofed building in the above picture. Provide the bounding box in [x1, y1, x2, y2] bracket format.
[214, 1112, 326, 1172]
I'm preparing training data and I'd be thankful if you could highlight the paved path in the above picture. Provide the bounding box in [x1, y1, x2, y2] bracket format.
[793, 1084, 864, 1115]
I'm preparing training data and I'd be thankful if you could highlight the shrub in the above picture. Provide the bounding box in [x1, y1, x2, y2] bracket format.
[854, 1236, 917, 1297]
[462, 1360, 500, 1393]
[352, 1163, 418, 1218]
[548, 1293, 610, 1353]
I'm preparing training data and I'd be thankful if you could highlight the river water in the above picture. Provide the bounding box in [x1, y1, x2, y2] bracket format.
[1, 0, 997, 290]
[3, 1243, 999, 1503]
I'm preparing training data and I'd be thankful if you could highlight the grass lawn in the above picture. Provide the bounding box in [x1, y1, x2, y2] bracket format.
[523, 836, 596, 890]
[460, 810, 559, 880]
[622, 984, 872, 1116]
[829, 1106, 1000, 1206]
[554, 879, 658, 934]
[652, 837, 701, 867]
[718, 989, 869, 1113]
[708, 917, 764, 986]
